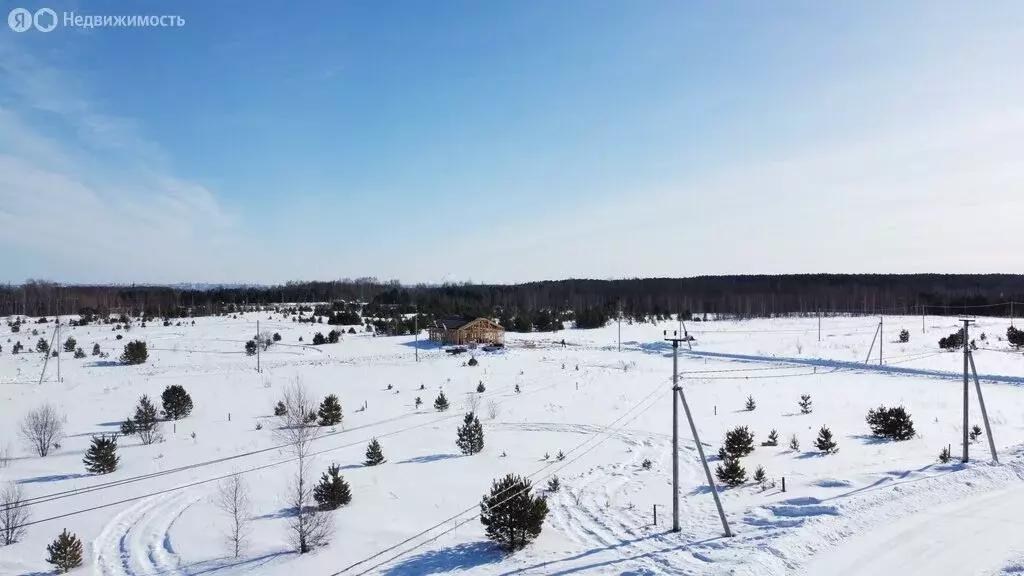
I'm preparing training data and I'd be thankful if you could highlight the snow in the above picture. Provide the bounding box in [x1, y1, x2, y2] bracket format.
[1, 313, 1024, 575]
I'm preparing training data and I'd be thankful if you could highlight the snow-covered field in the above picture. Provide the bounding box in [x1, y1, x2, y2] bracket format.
[2, 312, 1024, 575]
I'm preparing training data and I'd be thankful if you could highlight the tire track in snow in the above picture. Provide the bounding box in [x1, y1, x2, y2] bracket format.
[94, 491, 202, 576]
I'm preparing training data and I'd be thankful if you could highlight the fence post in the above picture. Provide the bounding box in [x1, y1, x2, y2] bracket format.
[782, 477, 786, 493]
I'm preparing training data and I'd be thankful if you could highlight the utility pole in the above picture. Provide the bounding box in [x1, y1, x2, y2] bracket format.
[414, 303, 419, 362]
[967, 351, 998, 462]
[961, 318, 972, 463]
[256, 319, 261, 374]
[879, 316, 883, 365]
[817, 309, 821, 342]
[617, 302, 622, 353]
[922, 305, 926, 334]
[664, 330, 731, 537]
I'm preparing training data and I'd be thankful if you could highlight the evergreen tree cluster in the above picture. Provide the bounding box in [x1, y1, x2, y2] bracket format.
[939, 328, 966, 350]
[865, 405, 916, 440]
[120, 340, 148, 364]
[1008, 326, 1024, 349]
[715, 426, 755, 487]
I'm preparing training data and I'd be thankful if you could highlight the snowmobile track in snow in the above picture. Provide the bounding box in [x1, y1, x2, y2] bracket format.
[94, 491, 202, 576]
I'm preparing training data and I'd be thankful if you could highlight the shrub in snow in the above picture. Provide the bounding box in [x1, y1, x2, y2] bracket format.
[120, 340, 148, 364]
[477, 381, 486, 393]
[313, 464, 352, 511]
[51, 350, 58, 358]
[468, 356, 478, 367]
[723, 426, 755, 459]
[456, 412, 485, 455]
[798, 394, 813, 414]
[753, 465, 767, 484]
[745, 395, 756, 411]
[899, 329, 910, 343]
[116, 334, 123, 340]
[364, 438, 386, 466]
[547, 476, 560, 492]
[970, 424, 982, 442]
[939, 445, 951, 463]
[73, 347, 86, 359]
[327, 329, 340, 344]
[82, 434, 119, 474]
[273, 332, 281, 342]
[939, 328, 966, 350]
[274, 401, 287, 416]
[244, 340, 257, 356]
[865, 405, 915, 440]
[161, 385, 194, 420]
[318, 394, 343, 426]
[714, 457, 746, 487]
[641, 458, 652, 470]
[814, 426, 838, 454]
[1008, 326, 1024, 349]
[414, 396, 422, 408]
[62, 336, 76, 353]
[45, 529, 83, 573]
[35, 338, 49, 353]
[480, 474, 548, 552]
[434, 391, 450, 411]
[312, 332, 326, 346]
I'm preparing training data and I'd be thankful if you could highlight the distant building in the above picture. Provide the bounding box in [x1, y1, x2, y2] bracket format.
[428, 317, 504, 345]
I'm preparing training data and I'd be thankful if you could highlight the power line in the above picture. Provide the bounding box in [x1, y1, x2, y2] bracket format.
[327, 376, 670, 576]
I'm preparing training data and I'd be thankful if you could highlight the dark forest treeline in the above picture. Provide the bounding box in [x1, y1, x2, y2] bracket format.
[3, 275, 1024, 323]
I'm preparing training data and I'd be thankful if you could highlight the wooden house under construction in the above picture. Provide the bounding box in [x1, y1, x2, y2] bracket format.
[427, 317, 505, 345]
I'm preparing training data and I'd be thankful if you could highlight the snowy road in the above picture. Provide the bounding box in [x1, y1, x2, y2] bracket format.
[802, 485, 1024, 576]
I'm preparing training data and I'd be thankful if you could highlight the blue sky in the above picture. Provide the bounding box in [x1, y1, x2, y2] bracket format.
[2, 1, 1023, 284]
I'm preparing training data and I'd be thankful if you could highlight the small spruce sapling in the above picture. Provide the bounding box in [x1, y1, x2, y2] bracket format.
[82, 434, 120, 474]
[745, 395, 756, 411]
[939, 445, 951, 463]
[798, 394, 813, 414]
[364, 438, 386, 466]
[434, 391, 450, 411]
[970, 424, 982, 442]
[45, 529, 83, 573]
[547, 476, 560, 492]
[476, 381, 486, 393]
[714, 457, 746, 487]
[814, 426, 838, 454]
[788, 434, 800, 451]
[752, 465, 767, 484]
[313, 464, 352, 510]
[766, 429, 779, 446]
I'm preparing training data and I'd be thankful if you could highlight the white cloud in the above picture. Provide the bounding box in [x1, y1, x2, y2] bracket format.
[0, 40, 246, 284]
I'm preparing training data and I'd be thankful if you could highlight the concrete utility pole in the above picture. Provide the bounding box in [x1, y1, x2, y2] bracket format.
[967, 351, 998, 462]
[879, 316, 883, 365]
[664, 330, 732, 537]
[414, 303, 419, 362]
[256, 319, 261, 373]
[618, 302, 622, 353]
[818, 310, 821, 342]
[962, 319, 972, 463]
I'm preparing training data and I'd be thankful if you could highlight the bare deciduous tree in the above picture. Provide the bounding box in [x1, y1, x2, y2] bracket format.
[258, 330, 275, 351]
[213, 473, 252, 558]
[19, 403, 65, 457]
[0, 483, 30, 545]
[464, 392, 481, 415]
[274, 379, 329, 553]
[486, 399, 501, 420]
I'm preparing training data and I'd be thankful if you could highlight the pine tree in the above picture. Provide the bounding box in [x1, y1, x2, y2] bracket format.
[274, 400, 287, 416]
[318, 394, 343, 426]
[468, 356, 478, 366]
[814, 426, 838, 454]
[456, 412, 485, 455]
[788, 434, 800, 451]
[45, 529, 83, 573]
[970, 424, 982, 442]
[312, 332, 326, 345]
[434, 391, 449, 411]
[36, 337, 49, 353]
[133, 395, 161, 445]
[62, 336, 76, 353]
[244, 340, 257, 356]
[745, 395, 756, 411]
[82, 434, 120, 474]
[92, 343, 101, 356]
[477, 381, 486, 393]
[414, 396, 422, 408]
[364, 438, 386, 466]
[753, 465, 767, 484]
[723, 426, 755, 458]
[714, 457, 746, 487]
[313, 464, 352, 511]
[161, 385, 194, 420]
[899, 329, 910, 343]
[939, 445, 951, 463]
[866, 405, 915, 440]
[120, 418, 137, 436]
[798, 394, 813, 414]
[766, 429, 779, 446]
[547, 476, 560, 492]
[120, 340, 148, 364]
[479, 474, 548, 552]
